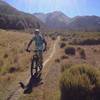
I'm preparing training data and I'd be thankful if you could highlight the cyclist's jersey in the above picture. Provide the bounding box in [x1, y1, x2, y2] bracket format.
[33, 33, 45, 51]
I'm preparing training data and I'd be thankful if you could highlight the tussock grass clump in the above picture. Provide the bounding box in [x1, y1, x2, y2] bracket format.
[60, 64, 100, 100]
[79, 39, 100, 45]
[51, 36, 56, 40]
[77, 47, 86, 59]
[3, 53, 9, 59]
[8, 67, 19, 73]
[93, 49, 98, 53]
[64, 47, 76, 55]
[61, 37, 67, 41]
[60, 42, 66, 48]
[71, 38, 100, 45]
[55, 59, 60, 63]
[61, 64, 72, 72]
[61, 55, 68, 60]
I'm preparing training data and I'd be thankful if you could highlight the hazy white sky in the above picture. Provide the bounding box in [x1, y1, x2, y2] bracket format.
[4, 0, 100, 17]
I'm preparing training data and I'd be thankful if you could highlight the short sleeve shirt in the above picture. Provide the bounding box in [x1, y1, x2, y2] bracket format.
[33, 33, 44, 51]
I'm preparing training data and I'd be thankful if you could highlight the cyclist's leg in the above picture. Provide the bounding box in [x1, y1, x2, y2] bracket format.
[38, 50, 43, 70]
[31, 55, 38, 75]
[31, 56, 34, 76]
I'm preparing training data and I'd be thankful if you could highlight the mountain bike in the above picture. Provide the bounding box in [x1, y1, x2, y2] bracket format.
[27, 49, 43, 76]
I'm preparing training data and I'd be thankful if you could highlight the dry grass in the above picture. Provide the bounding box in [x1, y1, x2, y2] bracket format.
[60, 64, 100, 100]
[0, 29, 33, 99]
[58, 32, 100, 100]
[0, 30, 100, 100]
[0, 29, 32, 75]
[0, 29, 53, 100]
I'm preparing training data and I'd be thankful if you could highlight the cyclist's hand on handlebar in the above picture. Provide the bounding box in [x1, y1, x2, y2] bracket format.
[26, 48, 31, 52]
[43, 47, 47, 52]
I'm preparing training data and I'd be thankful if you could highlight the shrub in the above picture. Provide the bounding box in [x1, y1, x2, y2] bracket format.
[72, 39, 100, 45]
[60, 64, 100, 100]
[79, 39, 100, 45]
[55, 59, 60, 63]
[93, 49, 100, 53]
[60, 42, 66, 48]
[64, 47, 76, 55]
[8, 67, 19, 73]
[61, 55, 68, 60]
[51, 36, 56, 40]
[61, 63, 72, 72]
[77, 47, 86, 59]
[93, 49, 97, 53]
[61, 37, 67, 41]
[3, 53, 8, 58]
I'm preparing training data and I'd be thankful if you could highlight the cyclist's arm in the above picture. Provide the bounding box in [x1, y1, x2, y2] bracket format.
[26, 37, 34, 50]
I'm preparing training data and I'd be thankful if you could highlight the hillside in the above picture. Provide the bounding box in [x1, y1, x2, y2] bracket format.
[34, 11, 100, 31]
[0, 0, 46, 30]
[34, 11, 71, 29]
[67, 16, 100, 31]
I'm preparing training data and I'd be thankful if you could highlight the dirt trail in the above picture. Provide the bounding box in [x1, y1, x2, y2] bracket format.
[7, 36, 60, 100]
[43, 36, 60, 77]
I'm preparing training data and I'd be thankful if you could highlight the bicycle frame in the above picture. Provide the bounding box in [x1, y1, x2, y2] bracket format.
[31, 50, 43, 76]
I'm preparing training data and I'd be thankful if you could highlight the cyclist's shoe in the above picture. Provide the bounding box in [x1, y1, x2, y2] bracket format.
[19, 82, 25, 89]
[39, 65, 43, 71]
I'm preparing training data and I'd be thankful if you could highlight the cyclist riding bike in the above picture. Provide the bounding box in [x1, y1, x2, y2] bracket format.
[26, 29, 47, 72]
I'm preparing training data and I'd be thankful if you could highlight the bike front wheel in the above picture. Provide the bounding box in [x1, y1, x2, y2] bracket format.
[31, 58, 38, 76]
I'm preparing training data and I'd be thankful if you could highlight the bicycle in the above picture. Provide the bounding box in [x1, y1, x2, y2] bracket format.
[26, 49, 43, 76]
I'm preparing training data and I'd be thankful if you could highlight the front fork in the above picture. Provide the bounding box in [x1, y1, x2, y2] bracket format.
[31, 54, 43, 75]
[31, 56, 38, 75]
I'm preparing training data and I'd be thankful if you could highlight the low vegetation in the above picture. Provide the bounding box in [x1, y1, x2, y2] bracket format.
[68, 32, 100, 45]
[61, 37, 67, 41]
[55, 58, 60, 63]
[60, 64, 100, 100]
[77, 38, 100, 45]
[64, 47, 76, 55]
[60, 42, 66, 48]
[60, 55, 68, 60]
[61, 63, 72, 72]
[77, 47, 86, 59]
[0, 29, 31, 75]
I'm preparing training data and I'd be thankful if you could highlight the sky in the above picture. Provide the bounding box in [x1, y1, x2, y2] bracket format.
[4, 0, 100, 17]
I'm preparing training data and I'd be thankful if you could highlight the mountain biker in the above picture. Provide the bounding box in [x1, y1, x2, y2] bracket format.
[26, 29, 47, 71]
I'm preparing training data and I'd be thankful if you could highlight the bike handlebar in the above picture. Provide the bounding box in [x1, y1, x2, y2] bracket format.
[26, 49, 46, 53]
[26, 49, 37, 52]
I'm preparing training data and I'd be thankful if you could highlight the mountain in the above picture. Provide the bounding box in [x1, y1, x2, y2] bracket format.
[34, 11, 100, 31]
[67, 16, 100, 31]
[34, 11, 71, 29]
[34, 13, 47, 23]
[0, 0, 46, 30]
[46, 11, 71, 29]
[0, 0, 100, 32]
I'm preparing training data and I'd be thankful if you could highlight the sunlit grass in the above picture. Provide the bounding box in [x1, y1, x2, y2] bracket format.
[60, 64, 100, 100]
[0, 29, 32, 75]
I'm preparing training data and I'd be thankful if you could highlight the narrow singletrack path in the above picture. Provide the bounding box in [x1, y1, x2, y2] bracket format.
[7, 36, 60, 100]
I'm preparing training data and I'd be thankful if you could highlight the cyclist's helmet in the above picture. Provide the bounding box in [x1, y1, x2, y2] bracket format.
[35, 29, 39, 32]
